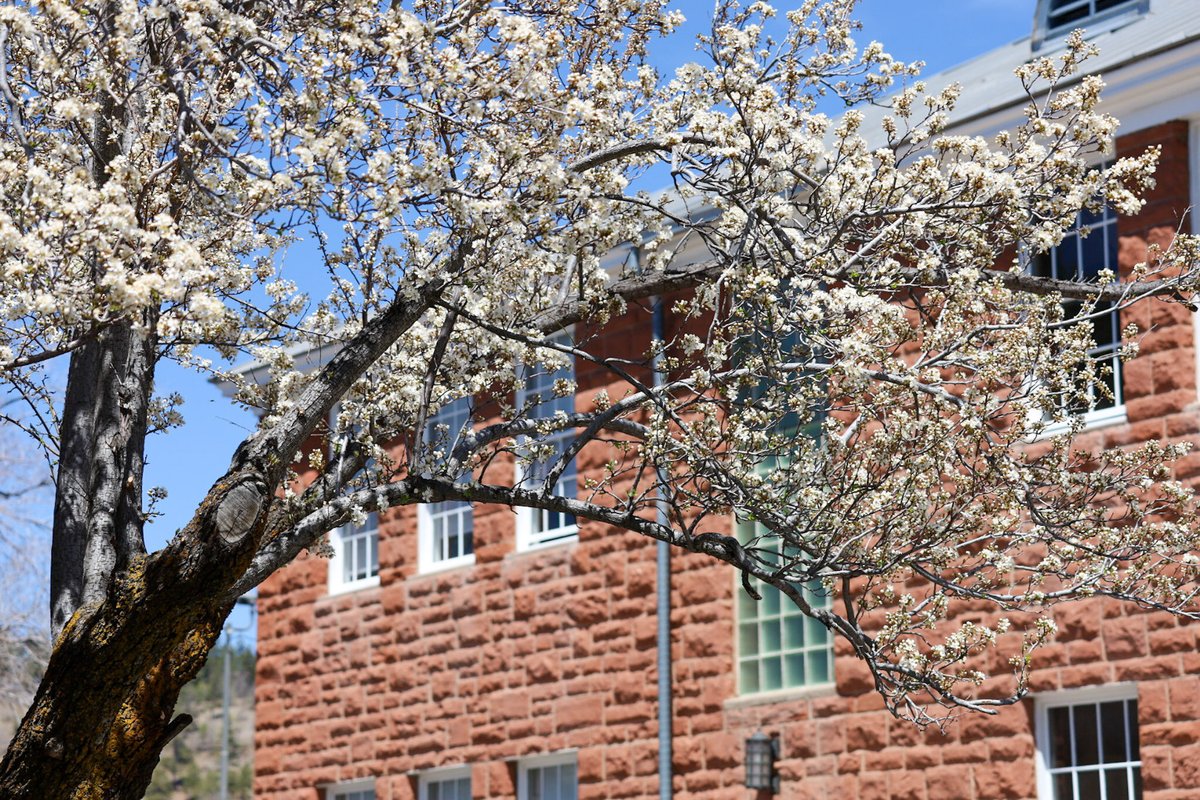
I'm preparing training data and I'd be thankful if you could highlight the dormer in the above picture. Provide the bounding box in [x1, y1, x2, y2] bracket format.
[1033, 0, 1149, 49]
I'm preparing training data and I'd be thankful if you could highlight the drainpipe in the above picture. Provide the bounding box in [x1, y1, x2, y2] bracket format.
[651, 292, 674, 800]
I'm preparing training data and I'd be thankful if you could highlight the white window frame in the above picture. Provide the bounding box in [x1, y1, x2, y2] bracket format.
[328, 511, 380, 595]
[418, 765, 471, 800]
[1026, 182, 1128, 436]
[1034, 683, 1142, 800]
[417, 397, 476, 574]
[1034, 0, 1147, 49]
[326, 402, 381, 594]
[324, 778, 377, 800]
[515, 331, 579, 551]
[517, 751, 578, 800]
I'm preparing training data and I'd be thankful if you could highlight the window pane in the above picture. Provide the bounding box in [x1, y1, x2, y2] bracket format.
[1053, 772, 1073, 800]
[805, 614, 827, 645]
[784, 653, 806, 686]
[1105, 767, 1130, 800]
[1074, 704, 1100, 766]
[761, 656, 783, 692]
[1051, 4, 1092, 27]
[429, 784, 440, 800]
[1077, 769, 1101, 799]
[739, 623, 759, 657]
[738, 586, 758, 618]
[807, 648, 831, 684]
[1049, 706, 1072, 768]
[561, 763, 577, 800]
[343, 541, 356, 583]
[740, 660, 760, 694]
[1101, 701, 1129, 763]
[1093, 303, 1120, 349]
[783, 614, 805, 649]
[528, 768, 541, 800]
[1055, 232, 1080, 280]
[761, 587, 780, 617]
[762, 619, 782, 654]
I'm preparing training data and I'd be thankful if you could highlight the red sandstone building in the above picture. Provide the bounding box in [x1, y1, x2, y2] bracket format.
[251, 3, 1200, 798]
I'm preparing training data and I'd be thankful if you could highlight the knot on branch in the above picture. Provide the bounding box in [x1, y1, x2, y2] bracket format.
[214, 479, 267, 545]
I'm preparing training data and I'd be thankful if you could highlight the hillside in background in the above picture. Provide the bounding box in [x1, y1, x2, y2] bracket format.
[146, 643, 256, 800]
[0, 636, 45, 753]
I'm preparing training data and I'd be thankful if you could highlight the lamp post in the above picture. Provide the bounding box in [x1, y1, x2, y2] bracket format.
[744, 731, 779, 793]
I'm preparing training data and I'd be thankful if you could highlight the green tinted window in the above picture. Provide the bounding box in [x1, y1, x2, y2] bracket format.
[735, 522, 833, 694]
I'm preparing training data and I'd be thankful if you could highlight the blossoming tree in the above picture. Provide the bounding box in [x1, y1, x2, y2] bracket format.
[1, 0, 1199, 796]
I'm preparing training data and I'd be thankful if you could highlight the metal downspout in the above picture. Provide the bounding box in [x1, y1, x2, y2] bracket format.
[652, 293, 674, 800]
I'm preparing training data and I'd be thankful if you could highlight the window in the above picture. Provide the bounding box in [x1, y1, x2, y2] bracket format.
[419, 767, 471, 800]
[327, 403, 381, 594]
[1029, 195, 1125, 427]
[1036, 0, 1147, 47]
[328, 511, 380, 594]
[732, 334, 832, 695]
[518, 753, 577, 800]
[418, 397, 475, 573]
[326, 780, 376, 800]
[1035, 684, 1142, 800]
[515, 333, 578, 549]
[735, 520, 834, 695]
[1046, 0, 1137, 30]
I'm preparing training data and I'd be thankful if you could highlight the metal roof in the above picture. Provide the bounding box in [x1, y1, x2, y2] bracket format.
[860, 0, 1200, 142]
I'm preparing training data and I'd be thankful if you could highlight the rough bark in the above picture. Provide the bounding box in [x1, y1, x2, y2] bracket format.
[0, 284, 439, 799]
[0, 489, 253, 799]
[49, 339, 102, 639]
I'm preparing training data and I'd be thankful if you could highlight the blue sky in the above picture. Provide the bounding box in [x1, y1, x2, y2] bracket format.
[144, 0, 1036, 548]
[72, 2, 1038, 636]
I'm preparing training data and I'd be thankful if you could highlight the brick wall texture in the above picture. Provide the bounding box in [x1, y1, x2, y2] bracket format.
[252, 120, 1200, 800]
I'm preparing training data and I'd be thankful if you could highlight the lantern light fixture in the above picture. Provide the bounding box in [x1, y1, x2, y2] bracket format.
[744, 731, 779, 793]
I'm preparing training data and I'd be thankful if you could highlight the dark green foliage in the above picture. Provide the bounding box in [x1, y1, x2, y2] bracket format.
[145, 643, 256, 800]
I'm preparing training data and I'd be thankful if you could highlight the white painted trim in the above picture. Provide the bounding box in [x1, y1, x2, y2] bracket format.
[417, 397, 477, 574]
[323, 778, 377, 799]
[1036, 403, 1128, 439]
[417, 765, 472, 800]
[327, 522, 380, 596]
[513, 520, 580, 553]
[517, 751, 579, 800]
[416, 501, 476, 575]
[1033, 682, 1140, 800]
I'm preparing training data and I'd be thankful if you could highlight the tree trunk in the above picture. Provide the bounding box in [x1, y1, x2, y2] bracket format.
[0, 570, 227, 798]
[0, 469, 266, 799]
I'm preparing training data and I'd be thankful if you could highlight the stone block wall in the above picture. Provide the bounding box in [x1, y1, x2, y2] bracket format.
[253, 120, 1200, 800]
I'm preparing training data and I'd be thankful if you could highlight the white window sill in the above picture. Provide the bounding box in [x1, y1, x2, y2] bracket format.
[517, 526, 579, 554]
[416, 553, 476, 576]
[1033, 404, 1127, 440]
[724, 682, 837, 710]
[327, 575, 380, 596]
